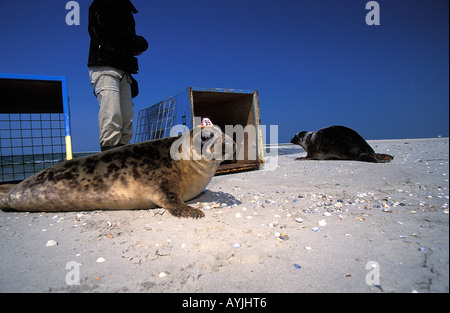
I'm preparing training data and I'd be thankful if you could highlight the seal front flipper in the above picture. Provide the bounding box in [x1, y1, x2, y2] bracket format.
[156, 194, 205, 219]
[166, 203, 205, 219]
[163, 202, 205, 219]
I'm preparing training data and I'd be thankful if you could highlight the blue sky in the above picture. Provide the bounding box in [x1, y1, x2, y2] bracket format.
[0, 0, 448, 152]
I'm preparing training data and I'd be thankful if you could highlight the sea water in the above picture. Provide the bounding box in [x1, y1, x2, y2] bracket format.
[0, 152, 92, 182]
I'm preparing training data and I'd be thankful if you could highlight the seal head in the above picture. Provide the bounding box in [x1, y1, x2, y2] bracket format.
[290, 131, 312, 151]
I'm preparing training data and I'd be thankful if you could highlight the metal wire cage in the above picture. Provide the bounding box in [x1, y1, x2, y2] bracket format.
[134, 95, 177, 142]
[0, 74, 72, 183]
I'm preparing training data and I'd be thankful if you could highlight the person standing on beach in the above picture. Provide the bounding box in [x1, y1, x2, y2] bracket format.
[88, 0, 148, 151]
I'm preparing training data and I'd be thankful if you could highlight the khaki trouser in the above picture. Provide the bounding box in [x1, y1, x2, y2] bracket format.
[89, 66, 134, 149]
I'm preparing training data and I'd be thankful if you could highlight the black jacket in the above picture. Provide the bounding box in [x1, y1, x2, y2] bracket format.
[88, 0, 148, 74]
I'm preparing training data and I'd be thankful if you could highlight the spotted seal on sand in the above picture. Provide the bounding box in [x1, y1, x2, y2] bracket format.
[290, 125, 394, 163]
[0, 126, 235, 218]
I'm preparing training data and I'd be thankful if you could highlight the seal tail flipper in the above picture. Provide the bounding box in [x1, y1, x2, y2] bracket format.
[375, 153, 394, 163]
[0, 184, 16, 211]
[0, 196, 13, 211]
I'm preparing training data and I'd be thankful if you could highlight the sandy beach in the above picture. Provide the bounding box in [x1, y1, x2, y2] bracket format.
[0, 137, 448, 293]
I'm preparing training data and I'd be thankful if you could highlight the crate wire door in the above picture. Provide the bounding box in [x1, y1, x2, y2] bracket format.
[135, 97, 176, 142]
[0, 73, 72, 183]
[0, 113, 66, 182]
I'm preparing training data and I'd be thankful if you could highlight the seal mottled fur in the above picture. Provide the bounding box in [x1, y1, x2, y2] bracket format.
[0, 126, 235, 218]
[290, 125, 393, 163]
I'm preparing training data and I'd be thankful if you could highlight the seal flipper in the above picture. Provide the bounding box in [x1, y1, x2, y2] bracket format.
[375, 153, 394, 163]
[0, 198, 13, 211]
[155, 193, 205, 219]
[164, 202, 205, 219]
[358, 153, 393, 163]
